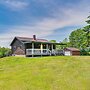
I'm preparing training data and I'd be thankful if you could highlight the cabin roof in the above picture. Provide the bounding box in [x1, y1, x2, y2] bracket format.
[10, 36, 66, 46]
[64, 47, 80, 51]
[10, 36, 49, 46]
[16, 37, 49, 42]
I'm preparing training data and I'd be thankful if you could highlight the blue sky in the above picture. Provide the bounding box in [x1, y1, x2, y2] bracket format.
[0, 0, 90, 47]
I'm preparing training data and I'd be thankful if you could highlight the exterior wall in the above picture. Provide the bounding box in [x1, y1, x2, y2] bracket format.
[64, 50, 80, 56]
[14, 55, 26, 57]
[72, 51, 80, 56]
[11, 40, 25, 55]
[64, 50, 71, 56]
[11, 39, 58, 56]
[64, 48, 80, 56]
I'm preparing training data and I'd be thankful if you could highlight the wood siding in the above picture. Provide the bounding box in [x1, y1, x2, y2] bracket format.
[11, 39, 25, 55]
[64, 48, 80, 56]
[72, 51, 80, 56]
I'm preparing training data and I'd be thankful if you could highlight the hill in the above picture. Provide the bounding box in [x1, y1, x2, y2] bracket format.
[0, 56, 90, 90]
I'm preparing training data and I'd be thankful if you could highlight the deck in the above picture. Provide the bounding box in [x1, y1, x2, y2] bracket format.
[26, 49, 64, 56]
[26, 49, 56, 56]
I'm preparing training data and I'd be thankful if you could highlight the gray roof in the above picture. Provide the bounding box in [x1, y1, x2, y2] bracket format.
[64, 48, 80, 51]
[10, 36, 66, 46]
[16, 37, 49, 43]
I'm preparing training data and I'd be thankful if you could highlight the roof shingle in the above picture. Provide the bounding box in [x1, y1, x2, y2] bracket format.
[64, 47, 80, 51]
[16, 37, 49, 43]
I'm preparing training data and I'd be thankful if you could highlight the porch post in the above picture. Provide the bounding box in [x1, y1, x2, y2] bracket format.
[46, 44, 48, 49]
[41, 43, 43, 55]
[51, 44, 53, 52]
[46, 44, 48, 54]
[32, 43, 34, 57]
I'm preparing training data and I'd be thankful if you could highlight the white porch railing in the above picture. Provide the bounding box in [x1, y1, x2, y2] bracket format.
[26, 49, 51, 55]
[26, 49, 64, 56]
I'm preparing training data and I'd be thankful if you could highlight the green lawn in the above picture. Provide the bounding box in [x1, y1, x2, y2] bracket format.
[0, 56, 90, 90]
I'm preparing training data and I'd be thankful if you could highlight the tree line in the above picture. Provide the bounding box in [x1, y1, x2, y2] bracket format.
[70, 15, 90, 49]
[50, 15, 90, 55]
[0, 15, 90, 57]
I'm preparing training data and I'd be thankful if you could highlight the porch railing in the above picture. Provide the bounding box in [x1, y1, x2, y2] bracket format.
[26, 49, 64, 56]
[26, 49, 51, 55]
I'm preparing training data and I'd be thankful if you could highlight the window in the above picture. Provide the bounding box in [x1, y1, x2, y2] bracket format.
[13, 46, 16, 50]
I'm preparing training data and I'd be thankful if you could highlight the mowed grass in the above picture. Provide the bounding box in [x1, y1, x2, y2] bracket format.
[0, 56, 90, 90]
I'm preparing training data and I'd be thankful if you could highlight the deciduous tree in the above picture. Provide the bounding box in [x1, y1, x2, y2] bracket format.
[69, 29, 87, 49]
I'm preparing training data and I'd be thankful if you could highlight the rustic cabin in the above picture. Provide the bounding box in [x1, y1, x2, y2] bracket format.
[10, 35, 65, 57]
[64, 47, 80, 56]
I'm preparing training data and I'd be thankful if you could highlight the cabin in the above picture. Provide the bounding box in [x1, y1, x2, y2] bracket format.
[10, 35, 65, 57]
[64, 47, 80, 56]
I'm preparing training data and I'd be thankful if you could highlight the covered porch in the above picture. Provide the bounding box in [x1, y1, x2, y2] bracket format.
[24, 42, 65, 56]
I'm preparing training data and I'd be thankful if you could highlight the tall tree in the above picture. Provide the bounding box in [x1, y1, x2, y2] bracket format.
[86, 15, 90, 24]
[83, 15, 90, 47]
[83, 25, 90, 47]
[62, 38, 68, 43]
[69, 29, 87, 49]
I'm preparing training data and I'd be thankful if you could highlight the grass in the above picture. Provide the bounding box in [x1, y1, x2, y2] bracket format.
[0, 56, 90, 90]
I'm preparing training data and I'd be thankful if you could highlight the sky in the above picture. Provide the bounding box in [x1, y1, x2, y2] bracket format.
[0, 0, 90, 47]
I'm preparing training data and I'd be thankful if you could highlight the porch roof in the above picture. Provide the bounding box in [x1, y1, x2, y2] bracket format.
[10, 36, 66, 46]
[23, 41, 66, 45]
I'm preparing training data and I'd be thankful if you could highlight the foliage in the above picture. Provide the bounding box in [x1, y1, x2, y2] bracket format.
[56, 38, 70, 50]
[0, 52, 3, 58]
[62, 38, 68, 43]
[69, 29, 87, 49]
[69, 15, 90, 56]
[0, 56, 90, 90]
[86, 15, 90, 24]
[69, 15, 90, 55]
[80, 47, 90, 56]
[49, 40, 56, 43]
[85, 15, 90, 47]
[56, 45, 64, 50]
[83, 25, 90, 47]
[0, 47, 11, 58]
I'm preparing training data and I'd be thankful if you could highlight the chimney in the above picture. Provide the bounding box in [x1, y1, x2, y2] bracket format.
[33, 35, 36, 40]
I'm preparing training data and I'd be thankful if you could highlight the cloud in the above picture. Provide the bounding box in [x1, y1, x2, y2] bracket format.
[0, 0, 29, 10]
[0, 0, 90, 47]
[0, 11, 87, 47]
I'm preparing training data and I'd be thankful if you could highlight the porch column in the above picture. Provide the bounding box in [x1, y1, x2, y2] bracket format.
[51, 44, 53, 52]
[46, 44, 48, 50]
[46, 44, 48, 53]
[41, 43, 43, 54]
[32, 43, 34, 57]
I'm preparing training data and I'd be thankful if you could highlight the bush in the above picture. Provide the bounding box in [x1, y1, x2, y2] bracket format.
[0, 52, 4, 58]
[80, 48, 90, 56]
[0, 47, 11, 58]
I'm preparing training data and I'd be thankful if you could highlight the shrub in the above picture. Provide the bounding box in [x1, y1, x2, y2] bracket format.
[80, 47, 90, 55]
[0, 47, 11, 58]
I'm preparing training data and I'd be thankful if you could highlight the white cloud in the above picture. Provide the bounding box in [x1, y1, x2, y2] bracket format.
[0, 0, 90, 47]
[0, 0, 29, 10]
[0, 12, 87, 47]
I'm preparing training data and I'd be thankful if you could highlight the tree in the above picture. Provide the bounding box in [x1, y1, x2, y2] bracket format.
[69, 29, 87, 49]
[62, 38, 70, 47]
[49, 40, 56, 43]
[83, 25, 90, 47]
[62, 38, 68, 43]
[56, 38, 70, 50]
[0, 47, 11, 58]
[83, 15, 90, 47]
[86, 15, 90, 24]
